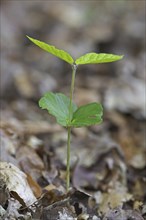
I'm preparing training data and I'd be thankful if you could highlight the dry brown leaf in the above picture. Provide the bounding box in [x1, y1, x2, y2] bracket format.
[16, 146, 44, 181]
[98, 189, 132, 214]
[0, 162, 36, 206]
[26, 173, 42, 198]
[103, 207, 144, 220]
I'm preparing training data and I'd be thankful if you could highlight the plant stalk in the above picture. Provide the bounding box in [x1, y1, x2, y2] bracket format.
[66, 126, 71, 191]
[66, 64, 77, 192]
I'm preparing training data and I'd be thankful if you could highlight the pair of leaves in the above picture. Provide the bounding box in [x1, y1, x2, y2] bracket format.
[39, 92, 103, 128]
[27, 36, 123, 65]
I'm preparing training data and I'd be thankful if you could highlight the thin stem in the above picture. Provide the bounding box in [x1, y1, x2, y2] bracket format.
[66, 126, 71, 191]
[66, 64, 77, 192]
[68, 64, 77, 121]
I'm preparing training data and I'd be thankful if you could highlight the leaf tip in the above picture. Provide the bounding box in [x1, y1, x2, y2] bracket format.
[26, 35, 31, 40]
[119, 54, 124, 59]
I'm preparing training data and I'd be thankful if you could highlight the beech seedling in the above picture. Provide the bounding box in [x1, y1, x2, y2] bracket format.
[27, 36, 123, 191]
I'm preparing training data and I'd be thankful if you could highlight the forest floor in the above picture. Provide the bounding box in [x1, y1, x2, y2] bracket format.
[0, 1, 145, 219]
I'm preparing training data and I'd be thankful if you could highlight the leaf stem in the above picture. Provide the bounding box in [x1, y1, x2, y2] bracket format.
[66, 64, 77, 192]
[68, 64, 77, 121]
[66, 126, 71, 191]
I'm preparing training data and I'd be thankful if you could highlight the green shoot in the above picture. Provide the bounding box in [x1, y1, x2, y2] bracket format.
[27, 36, 123, 191]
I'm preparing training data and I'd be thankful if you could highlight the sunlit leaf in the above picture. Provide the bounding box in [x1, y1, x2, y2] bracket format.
[75, 53, 124, 65]
[70, 103, 103, 127]
[39, 92, 77, 127]
[27, 36, 74, 64]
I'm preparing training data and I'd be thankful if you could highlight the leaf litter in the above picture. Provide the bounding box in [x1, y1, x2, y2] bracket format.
[1, 1, 145, 219]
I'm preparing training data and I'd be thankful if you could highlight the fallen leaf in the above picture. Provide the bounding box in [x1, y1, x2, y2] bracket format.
[103, 207, 144, 220]
[26, 173, 42, 198]
[0, 162, 36, 206]
[98, 189, 132, 215]
[105, 76, 145, 119]
[16, 146, 44, 181]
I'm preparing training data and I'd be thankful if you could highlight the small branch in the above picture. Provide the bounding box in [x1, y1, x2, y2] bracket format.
[44, 198, 70, 211]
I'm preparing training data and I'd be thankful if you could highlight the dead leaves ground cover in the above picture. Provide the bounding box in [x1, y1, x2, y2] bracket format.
[0, 1, 146, 219]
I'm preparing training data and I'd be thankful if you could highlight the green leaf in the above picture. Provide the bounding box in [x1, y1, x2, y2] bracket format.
[70, 103, 103, 127]
[27, 36, 74, 64]
[75, 53, 124, 65]
[39, 92, 77, 127]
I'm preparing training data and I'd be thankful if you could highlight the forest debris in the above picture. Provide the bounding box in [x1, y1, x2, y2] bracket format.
[74, 88, 101, 106]
[56, 133, 124, 169]
[0, 178, 9, 207]
[51, 131, 67, 146]
[42, 204, 76, 220]
[23, 121, 62, 134]
[0, 162, 36, 207]
[0, 205, 6, 218]
[72, 165, 107, 190]
[42, 167, 59, 184]
[16, 146, 44, 170]
[40, 190, 78, 220]
[77, 213, 89, 220]
[88, 191, 103, 209]
[2, 197, 33, 220]
[8, 56, 63, 97]
[14, 69, 36, 98]
[142, 204, 146, 216]
[0, 127, 20, 165]
[132, 179, 146, 200]
[0, 118, 24, 135]
[27, 135, 43, 149]
[98, 189, 132, 214]
[103, 207, 144, 220]
[133, 201, 143, 211]
[0, 1, 145, 219]
[40, 184, 67, 208]
[72, 127, 88, 139]
[0, 141, 18, 166]
[15, 68, 57, 99]
[16, 146, 44, 181]
[4, 198, 22, 219]
[70, 189, 91, 211]
[105, 76, 145, 119]
[58, 208, 76, 220]
[129, 153, 146, 169]
[26, 174, 42, 198]
[106, 111, 145, 167]
[92, 216, 101, 220]
[1, 118, 62, 135]
[0, 127, 19, 156]
[71, 133, 126, 190]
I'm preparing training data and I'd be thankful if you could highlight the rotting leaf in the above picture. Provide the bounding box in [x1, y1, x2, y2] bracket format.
[0, 162, 36, 206]
[98, 189, 132, 215]
[41, 184, 67, 207]
[16, 146, 44, 181]
[26, 173, 42, 198]
[58, 208, 75, 220]
[103, 207, 144, 220]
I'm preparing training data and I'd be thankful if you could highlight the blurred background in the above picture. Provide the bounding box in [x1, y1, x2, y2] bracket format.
[1, 0, 145, 114]
[1, 0, 146, 183]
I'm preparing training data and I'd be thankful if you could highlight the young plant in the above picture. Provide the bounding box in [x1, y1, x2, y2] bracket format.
[27, 36, 123, 191]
